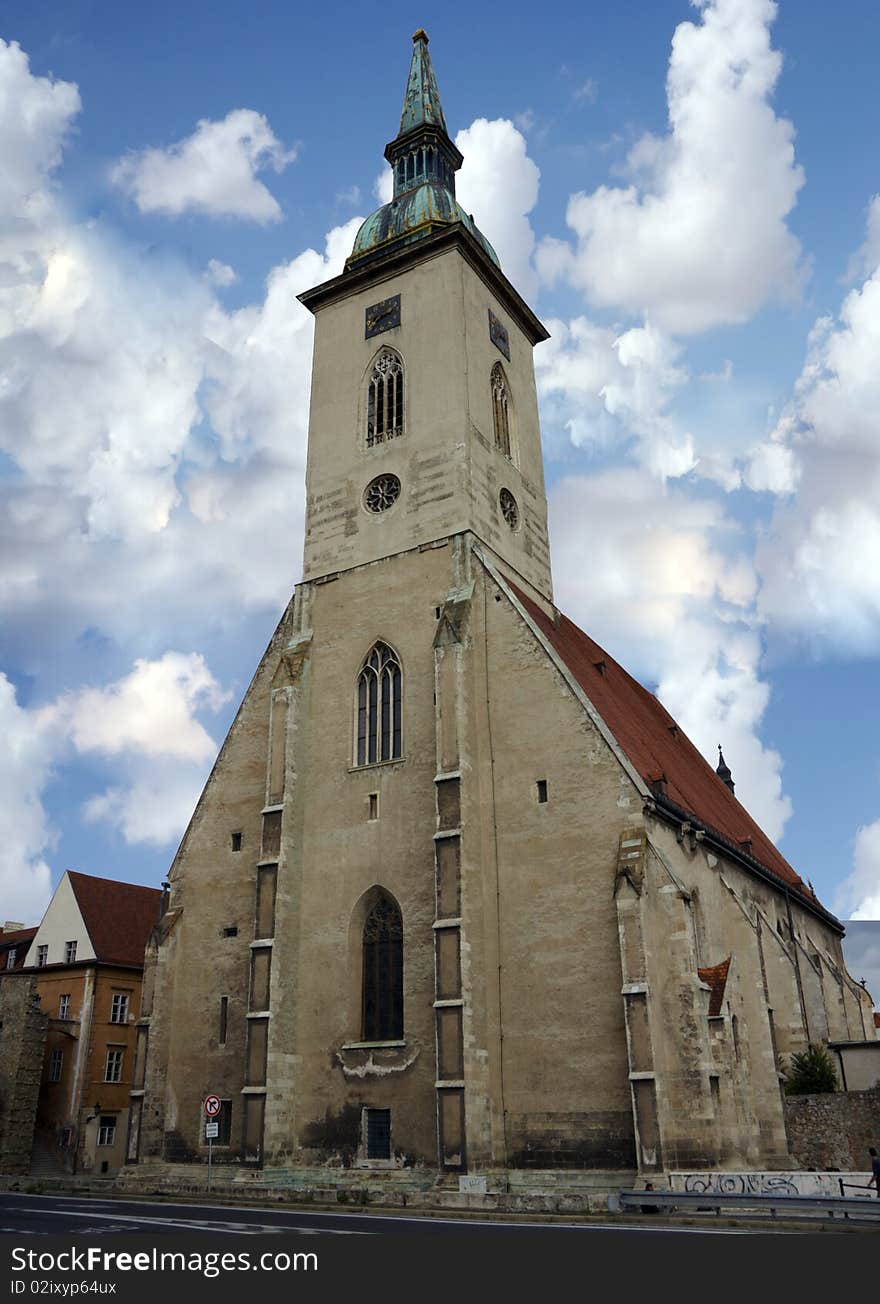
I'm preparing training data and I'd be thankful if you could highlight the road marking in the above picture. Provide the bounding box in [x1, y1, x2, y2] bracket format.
[0, 1194, 755, 1235]
[0, 1207, 371, 1235]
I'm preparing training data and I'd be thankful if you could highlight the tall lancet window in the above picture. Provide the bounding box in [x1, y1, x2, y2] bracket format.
[356, 642, 402, 766]
[366, 349, 404, 448]
[491, 362, 511, 458]
[362, 894, 404, 1042]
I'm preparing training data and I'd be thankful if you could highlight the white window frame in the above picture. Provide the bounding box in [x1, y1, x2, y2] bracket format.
[5, 949, 15, 970]
[58, 994, 70, 1019]
[64, 940, 77, 964]
[97, 1117, 117, 1147]
[37, 945, 48, 967]
[110, 993, 129, 1025]
[104, 1047, 124, 1083]
[49, 1048, 63, 1082]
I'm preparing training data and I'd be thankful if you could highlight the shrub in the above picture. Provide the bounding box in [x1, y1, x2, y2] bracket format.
[783, 1043, 838, 1095]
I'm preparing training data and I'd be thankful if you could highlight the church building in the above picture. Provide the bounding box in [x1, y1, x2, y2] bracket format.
[128, 32, 874, 1186]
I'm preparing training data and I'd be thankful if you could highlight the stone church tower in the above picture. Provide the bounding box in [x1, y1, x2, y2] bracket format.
[128, 33, 874, 1187]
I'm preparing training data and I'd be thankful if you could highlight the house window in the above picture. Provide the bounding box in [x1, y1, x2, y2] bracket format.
[110, 993, 129, 1024]
[104, 1048, 124, 1083]
[65, 941, 77, 964]
[491, 361, 511, 457]
[362, 894, 403, 1042]
[366, 349, 404, 447]
[537, 779, 548, 803]
[58, 994, 70, 1019]
[5, 949, 15, 970]
[97, 1116, 117, 1147]
[49, 1049, 63, 1082]
[356, 642, 402, 766]
[37, 945, 48, 967]
[364, 1108, 392, 1160]
[231, 831, 242, 852]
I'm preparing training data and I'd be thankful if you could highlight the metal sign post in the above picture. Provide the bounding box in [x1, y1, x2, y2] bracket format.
[204, 1095, 221, 1193]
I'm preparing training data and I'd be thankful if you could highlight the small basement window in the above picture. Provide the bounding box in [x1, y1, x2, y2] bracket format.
[223, 926, 238, 938]
[231, 832, 242, 852]
[536, 779, 548, 804]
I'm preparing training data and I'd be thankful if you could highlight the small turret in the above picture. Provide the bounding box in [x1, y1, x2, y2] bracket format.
[716, 746, 735, 795]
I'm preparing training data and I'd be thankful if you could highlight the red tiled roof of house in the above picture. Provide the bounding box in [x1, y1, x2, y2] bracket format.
[509, 581, 817, 907]
[698, 958, 731, 1016]
[873, 1012, 880, 1029]
[0, 927, 38, 970]
[67, 872, 162, 968]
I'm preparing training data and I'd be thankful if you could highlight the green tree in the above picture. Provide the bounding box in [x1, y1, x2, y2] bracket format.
[782, 1043, 838, 1095]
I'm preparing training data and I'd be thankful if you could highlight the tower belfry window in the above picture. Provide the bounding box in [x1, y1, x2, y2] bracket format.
[356, 642, 402, 766]
[491, 362, 511, 458]
[367, 349, 404, 447]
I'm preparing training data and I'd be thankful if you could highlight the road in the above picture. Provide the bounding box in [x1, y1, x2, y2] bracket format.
[0, 1191, 756, 1235]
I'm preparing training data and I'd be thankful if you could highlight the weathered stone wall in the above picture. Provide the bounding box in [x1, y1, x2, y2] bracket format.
[0, 976, 48, 1174]
[784, 1088, 880, 1172]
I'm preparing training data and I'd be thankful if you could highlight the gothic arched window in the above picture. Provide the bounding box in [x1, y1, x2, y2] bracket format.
[356, 642, 402, 766]
[366, 349, 404, 448]
[491, 362, 511, 458]
[362, 894, 403, 1041]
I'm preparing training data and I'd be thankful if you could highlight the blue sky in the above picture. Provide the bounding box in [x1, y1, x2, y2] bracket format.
[2, 1, 880, 965]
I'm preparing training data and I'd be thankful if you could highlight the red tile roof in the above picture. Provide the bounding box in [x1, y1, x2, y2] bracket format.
[698, 958, 731, 1016]
[509, 582, 819, 909]
[67, 872, 162, 968]
[0, 927, 37, 970]
[873, 1012, 880, 1030]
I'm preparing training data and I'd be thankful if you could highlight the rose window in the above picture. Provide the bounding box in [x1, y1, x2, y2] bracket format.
[364, 474, 401, 513]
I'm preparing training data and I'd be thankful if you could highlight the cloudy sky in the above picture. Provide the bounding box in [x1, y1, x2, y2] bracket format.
[2, 1, 880, 958]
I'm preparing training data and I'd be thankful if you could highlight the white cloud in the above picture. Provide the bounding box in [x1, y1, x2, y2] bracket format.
[536, 315, 695, 478]
[744, 438, 800, 494]
[0, 39, 80, 225]
[48, 652, 230, 762]
[111, 109, 296, 223]
[374, 166, 393, 204]
[836, 821, 880, 921]
[455, 118, 540, 299]
[537, 0, 805, 333]
[0, 31, 360, 641]
[14, 653, 232, 850]
[754, 216, 880, 655]
[847, 195, 880, 283]
[549, 470, 791, 840]
[573, 79, 599, 105]
[206, 258, 237, 287]
[0, 674, 54, 922]
[83, 763, 211, 847]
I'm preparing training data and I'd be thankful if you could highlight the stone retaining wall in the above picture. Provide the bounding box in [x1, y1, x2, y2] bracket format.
[784, 1087, 880, 1171]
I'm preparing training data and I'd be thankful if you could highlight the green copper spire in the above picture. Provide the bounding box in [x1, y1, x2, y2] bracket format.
[346, 32, 501, 272]
[399, 29, 448, 136]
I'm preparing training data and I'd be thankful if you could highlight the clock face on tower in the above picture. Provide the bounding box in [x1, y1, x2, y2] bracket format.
[488, 308, 510, 360]
[365, 294, 402, 338]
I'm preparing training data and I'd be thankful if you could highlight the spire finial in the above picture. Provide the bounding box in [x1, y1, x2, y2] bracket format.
[413, 28, 429, 43]
[715, 746, 735, 795]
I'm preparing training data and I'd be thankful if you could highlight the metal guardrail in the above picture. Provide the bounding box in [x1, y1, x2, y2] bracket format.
[616, 1189, 880, 1222]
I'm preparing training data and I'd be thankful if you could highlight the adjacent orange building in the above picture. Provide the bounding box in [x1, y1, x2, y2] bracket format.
[21, 872, 162, 1176]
